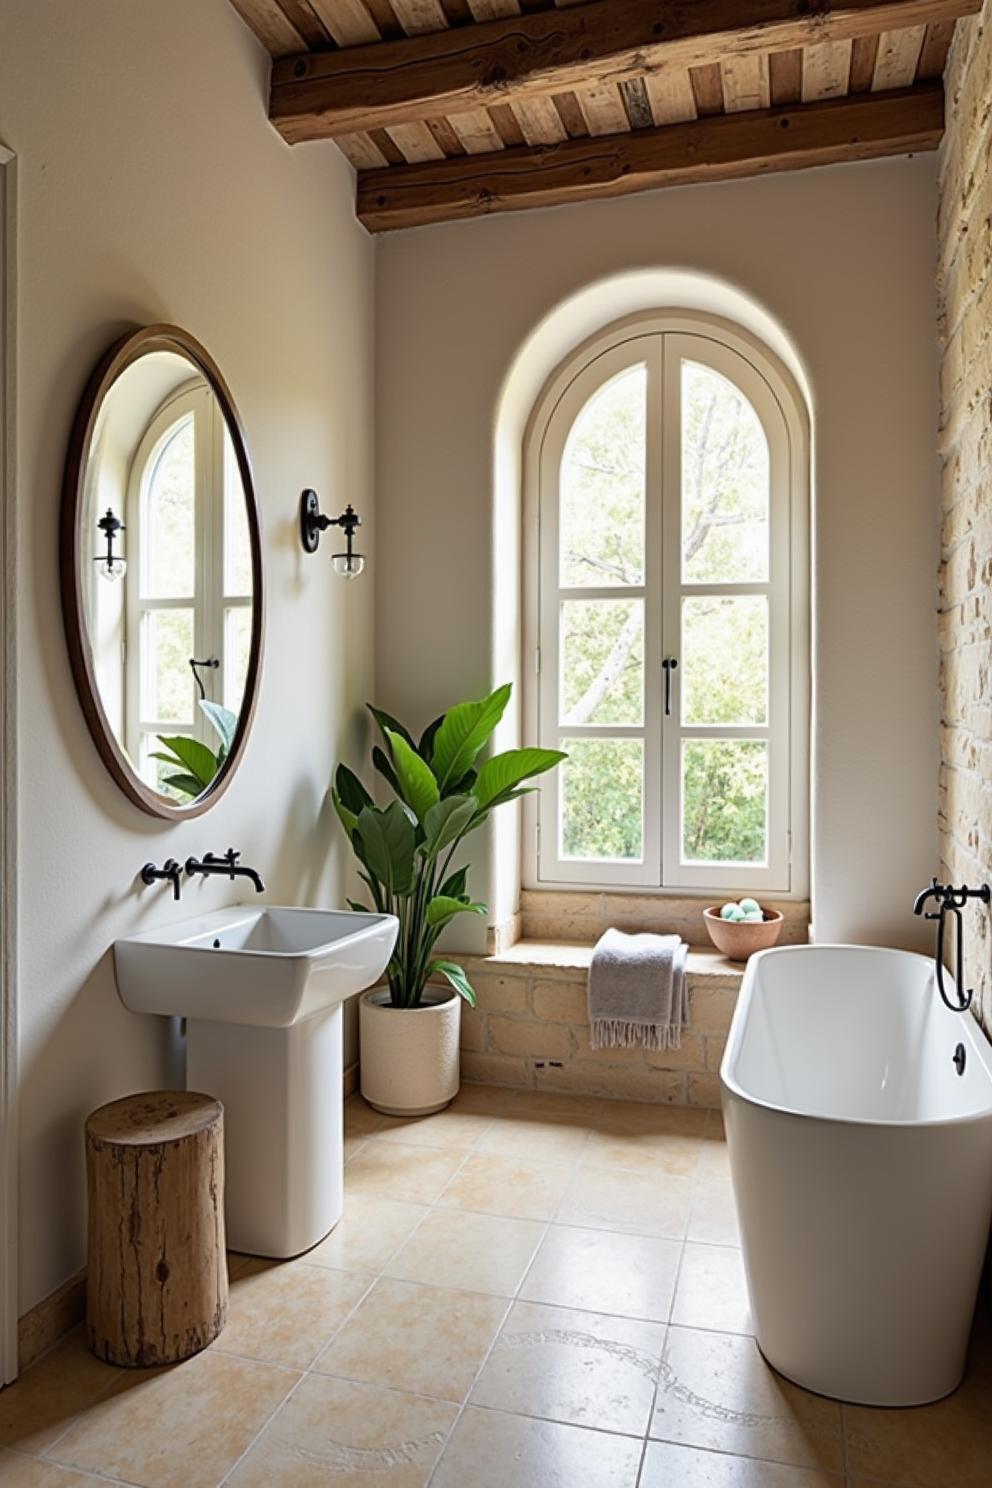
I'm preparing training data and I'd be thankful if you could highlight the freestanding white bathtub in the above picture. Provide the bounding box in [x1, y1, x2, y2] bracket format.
[721, 943, 992, 1406]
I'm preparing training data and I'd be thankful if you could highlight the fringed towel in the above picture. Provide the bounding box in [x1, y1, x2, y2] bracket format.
[588, 928, 689, 1051]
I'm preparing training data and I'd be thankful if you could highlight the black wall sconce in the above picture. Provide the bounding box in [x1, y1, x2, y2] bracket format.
[299, 490, 365, 579]
[95, 507, 126, 583]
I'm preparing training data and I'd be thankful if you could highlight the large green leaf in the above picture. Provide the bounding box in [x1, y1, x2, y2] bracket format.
[200, 700, 238, 755]
[150, 735, 218, 789]
[418, 713, 445, 764]
[355, 802, 416, 895]
[473, 748, 567, 811]
[426, 895, 486, 929]
[157, 769, 204, 800]
[427, 959, 477, 1008]
[422, 795, 476, 858]
[335, 763, 374, 815]
[372, 745, 401, 797]
[367, 704, 417, 753]
[332, 788, 359, 840]
[386, 729, 440, 823]
[439, 865, 470, 902]
[430, 683, 512, 792]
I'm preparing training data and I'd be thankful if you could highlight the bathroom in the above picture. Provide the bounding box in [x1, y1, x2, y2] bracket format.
[0, 0, 990, 1482]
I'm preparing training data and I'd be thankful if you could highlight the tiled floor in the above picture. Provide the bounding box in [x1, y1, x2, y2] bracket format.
[1, 1084, 991, 1487]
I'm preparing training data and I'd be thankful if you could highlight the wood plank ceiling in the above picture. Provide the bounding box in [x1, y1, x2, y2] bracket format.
[229, 0, 977, 230]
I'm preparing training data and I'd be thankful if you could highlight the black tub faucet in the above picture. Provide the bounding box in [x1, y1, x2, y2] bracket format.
[186, 849, 265, 895]
[912, 878, 991, 1013]
[140, 859, 183, 901]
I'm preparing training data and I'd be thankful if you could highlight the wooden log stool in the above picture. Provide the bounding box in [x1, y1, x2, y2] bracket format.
[85, 1091, 227, 1366]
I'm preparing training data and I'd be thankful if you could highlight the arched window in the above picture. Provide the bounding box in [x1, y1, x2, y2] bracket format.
[526, 314, 808, 894]
[125, 384, 252, 790]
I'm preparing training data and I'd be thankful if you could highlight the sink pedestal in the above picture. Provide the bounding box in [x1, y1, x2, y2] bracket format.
[187, 1005, 343, 1258]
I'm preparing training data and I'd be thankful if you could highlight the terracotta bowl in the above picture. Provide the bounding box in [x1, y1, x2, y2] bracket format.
[703, 906, 784, 962]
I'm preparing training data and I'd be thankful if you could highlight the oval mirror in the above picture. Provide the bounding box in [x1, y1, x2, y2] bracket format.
[61, 325, 263, 818]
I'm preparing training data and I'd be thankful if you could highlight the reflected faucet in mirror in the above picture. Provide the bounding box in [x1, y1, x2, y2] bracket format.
[186, 849, 264, 894]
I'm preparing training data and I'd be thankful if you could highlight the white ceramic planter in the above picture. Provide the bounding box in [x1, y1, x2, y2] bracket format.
[360, 985, 461, 1116]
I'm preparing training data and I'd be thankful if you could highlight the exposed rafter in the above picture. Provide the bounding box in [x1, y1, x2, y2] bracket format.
[269, 0, 975, 142]
[356, 82, 943, 231]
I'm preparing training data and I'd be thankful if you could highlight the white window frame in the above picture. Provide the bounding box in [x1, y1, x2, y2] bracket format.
[124, 383, 251, 786]
[524, 311, 809, 898]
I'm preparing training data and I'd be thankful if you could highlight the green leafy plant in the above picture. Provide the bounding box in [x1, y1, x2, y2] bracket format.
[334, 683, 566, 1010]
[152, 700, 238, 801]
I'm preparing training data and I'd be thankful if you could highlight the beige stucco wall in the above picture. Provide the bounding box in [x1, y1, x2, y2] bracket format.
[1, 0, 375, 1314]
[938, 2, 992, 1035]
[375, 154, 942, 954]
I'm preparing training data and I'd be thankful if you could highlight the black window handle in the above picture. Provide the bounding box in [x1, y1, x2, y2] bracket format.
[663, 657, 678, 716]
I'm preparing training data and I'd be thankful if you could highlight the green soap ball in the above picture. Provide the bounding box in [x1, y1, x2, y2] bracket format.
[739, 898, 761, 914]
[720, 903, 739, 920]
[742, 910, 764, 922]
[726, 905, 747, 922]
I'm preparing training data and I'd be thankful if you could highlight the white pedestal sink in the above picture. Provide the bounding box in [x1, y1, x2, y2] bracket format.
[114, 906, 397, 1258]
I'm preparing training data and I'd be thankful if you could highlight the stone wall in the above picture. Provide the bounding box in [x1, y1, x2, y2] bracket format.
[938, 1, 992, 1036]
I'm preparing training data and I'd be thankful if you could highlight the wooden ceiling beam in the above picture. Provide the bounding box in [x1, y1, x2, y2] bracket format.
[356, 81, 943, 231]
[269, 0, 975, 141]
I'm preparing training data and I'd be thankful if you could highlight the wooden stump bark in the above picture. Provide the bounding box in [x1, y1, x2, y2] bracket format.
[85, 1090, 227, 1367]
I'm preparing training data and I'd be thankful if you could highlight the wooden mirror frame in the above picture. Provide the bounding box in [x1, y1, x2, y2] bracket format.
[60, 324, 264, 819]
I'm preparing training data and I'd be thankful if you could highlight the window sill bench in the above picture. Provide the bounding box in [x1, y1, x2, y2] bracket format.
[453, 940, 745, 1110]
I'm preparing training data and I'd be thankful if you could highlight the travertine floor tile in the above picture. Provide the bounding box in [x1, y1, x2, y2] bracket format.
[46, 1349, 298, 1488]
[305, 1196, 429, 1274]
[470, 1299, 664, 1435]
[429, 1406, 641, 1488]
[0, 1330, 119, 1456]
[845, 1358, 992, 1488]
[227, 1373, 456, 1487]
[557, 1165, 691, 1239]
[383, 1208, 544, 1296]
[476, 1114, 591, 1165]
[315, 1279, 507, 1403]
[0, 1450, 118, 1486]
[520, 1224, 681, 1322]
[671, 1243, 752, 1334]
[651, 1326, 843, 1472]
[371, 1093, 499, 1151]
[216, 1259, 372, 1369]
[641, 1440, 844, 1486]
[582, 1121, 704, 1176]
[343, 1142, 466, 1205]
[687, 1175, 741, 1246]
[435, 1152, 573, 1221]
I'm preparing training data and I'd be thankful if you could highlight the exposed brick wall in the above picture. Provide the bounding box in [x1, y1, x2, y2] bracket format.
[457, 949, 741, 1109]
[938, 3, 992, 1035]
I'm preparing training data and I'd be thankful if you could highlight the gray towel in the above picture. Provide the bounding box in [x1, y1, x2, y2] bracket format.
[587, 928, 689, 1051]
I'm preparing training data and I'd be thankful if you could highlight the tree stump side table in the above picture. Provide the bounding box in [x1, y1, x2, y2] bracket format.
[85, 1091, 227, 1366]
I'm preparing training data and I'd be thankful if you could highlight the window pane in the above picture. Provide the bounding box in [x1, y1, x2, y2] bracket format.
[682, 740, 767, 865]
[225, 606, 251, 714]
[682, 596, 768, 726]
[560, 598, 643, 726]
[559, 738, 643, 861]
[560, 365, 645, 587]
[144, 416, 195, 598]
[681, 360, 769, 583]
[141, 608, 194, 723]
[224, 423, 253, 597]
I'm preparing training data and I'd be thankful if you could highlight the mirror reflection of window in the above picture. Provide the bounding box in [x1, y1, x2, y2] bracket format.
[117, 380, 250, 796]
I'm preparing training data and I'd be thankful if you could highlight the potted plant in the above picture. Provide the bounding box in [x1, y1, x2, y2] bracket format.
[333, 683, 565, 1115]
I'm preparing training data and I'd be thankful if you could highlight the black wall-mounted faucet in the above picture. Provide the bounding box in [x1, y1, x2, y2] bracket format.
[140, 858, 182, 901]
[186, 849, 265, 895]
[913, 878, 991, 1012]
